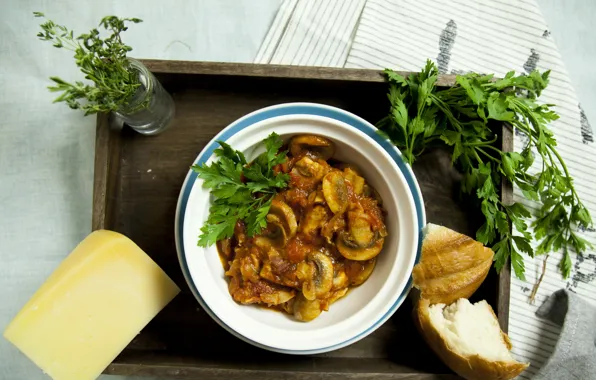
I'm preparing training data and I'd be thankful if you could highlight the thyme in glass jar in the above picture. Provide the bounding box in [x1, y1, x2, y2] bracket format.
[34, 12, 144, 115]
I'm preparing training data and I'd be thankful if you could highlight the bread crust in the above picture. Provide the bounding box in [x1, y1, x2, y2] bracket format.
[413, 224, 494, 304]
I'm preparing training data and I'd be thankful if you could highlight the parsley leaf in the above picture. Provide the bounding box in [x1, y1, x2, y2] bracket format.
[456, 76, 486, 105]
[487, 93, 514, 121]
[214, 141, 247, 165]
[193, 132, 289, 247]
[560, 249, 573, 278]
[264, 133, 286, 169]
[510, 243, 527, 281]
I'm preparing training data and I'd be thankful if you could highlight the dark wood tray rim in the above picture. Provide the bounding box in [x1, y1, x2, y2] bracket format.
[140, 59, 458, 87]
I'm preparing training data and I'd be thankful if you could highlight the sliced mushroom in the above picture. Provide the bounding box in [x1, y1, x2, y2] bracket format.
[307, 190, 326, 206]
[289, 135, 335, 160]
[300, 264, 316, 300]
[269, 200, 298, 238]
[321, 288, 349, 311]
[260, 262, 279, 284]
[342, 168, 365, 195]
[254, 217, 287, 249]
[216, 238, 233, 270]
[260, 288, 296, 306]
[292, 156, 329, 181]
[345, 258, 377, 286]
[347, 211, 377, 248]
[314, 190, 326, 204]
[293, 293, 322, 322]
[301, 251, 334, 300]
[321, 213, 346, 243]
[300, 205, 331, 236]
[337, 232, 384, 261]
[363, 184, 383, 205]
[322, 171, 349, 214]
[335, 162, 363, 174]
[332, 267, 349, 290]
[296, 261, 313, 282]
[330, 288, 348, 303]
[356, 198, 387, 240]
[281, 298, 295, 314]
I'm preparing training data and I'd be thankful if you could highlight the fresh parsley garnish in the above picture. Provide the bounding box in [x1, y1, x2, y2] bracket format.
[378, 60, 593, 286]
[193, 133, 290, 247]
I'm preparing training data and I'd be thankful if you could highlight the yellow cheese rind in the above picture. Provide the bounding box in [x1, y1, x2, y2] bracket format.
[3, 230, 180, 380]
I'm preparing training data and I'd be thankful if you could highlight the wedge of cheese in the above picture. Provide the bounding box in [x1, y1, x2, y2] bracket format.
[3, 230, 180, 380]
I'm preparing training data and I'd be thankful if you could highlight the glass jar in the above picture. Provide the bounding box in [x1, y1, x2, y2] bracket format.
[112, 58, 175, 135]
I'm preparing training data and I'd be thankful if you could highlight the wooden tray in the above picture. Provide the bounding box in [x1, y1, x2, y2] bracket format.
[93, 60, 511, 379]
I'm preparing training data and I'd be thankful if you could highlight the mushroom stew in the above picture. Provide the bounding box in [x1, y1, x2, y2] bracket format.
[216, 134, 388, 322]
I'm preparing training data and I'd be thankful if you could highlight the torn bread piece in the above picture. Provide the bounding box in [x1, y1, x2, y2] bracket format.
[415, 298, 529, 380]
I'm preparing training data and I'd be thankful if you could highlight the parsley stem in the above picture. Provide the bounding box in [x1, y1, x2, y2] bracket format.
[431, 96, 463, 132]
[472, 150, 484, 165]
[464, 135, 498, 146]
[423, 137, 440, 145]
[544, 144, 555, 163]
[478, 144, 503, 155]
[547, 145, 580, 200]
[410, 134, 418, 156]
[476, 147, 500, 163]
[529, 255, 549, 304]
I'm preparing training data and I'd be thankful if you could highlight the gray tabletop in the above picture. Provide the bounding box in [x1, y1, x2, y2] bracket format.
[0, 1, 594, 379]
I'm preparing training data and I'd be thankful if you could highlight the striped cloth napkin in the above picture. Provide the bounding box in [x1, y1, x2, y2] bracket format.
[255, 1, 596, 378]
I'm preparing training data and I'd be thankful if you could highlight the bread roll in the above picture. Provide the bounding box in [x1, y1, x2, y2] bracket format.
[412, 224, 494, 304]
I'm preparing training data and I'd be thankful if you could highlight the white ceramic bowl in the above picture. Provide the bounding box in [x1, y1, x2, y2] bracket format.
[175, 104, 424, 354]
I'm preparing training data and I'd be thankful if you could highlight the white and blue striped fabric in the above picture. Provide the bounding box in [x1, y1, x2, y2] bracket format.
[255, 1, 596, 378]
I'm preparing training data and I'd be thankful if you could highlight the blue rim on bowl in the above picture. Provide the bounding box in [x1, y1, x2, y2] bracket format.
[174, 103, 426, 354]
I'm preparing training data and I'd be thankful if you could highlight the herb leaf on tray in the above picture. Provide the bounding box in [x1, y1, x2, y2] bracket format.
[192, 133, 290, 247]
[377, 60, 593, 291]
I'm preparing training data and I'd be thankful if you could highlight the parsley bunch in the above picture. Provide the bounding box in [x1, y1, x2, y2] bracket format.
[378, 60, 592, 282]
[34, 12, 143, 115]
[193, 133, 290, 247]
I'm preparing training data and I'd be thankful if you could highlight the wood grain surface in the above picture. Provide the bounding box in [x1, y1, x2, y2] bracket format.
[140, 59, 458, 87]
[93, 61, 511, 379]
